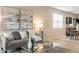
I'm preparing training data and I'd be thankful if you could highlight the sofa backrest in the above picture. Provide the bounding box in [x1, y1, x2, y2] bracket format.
[3, 31, 29, 40]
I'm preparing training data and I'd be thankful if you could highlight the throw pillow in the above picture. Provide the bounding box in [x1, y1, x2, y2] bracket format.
[19, 31, 28, 39]
[4, 32, 14, 41]
[12, 31, 21, 40]
[26, 31, 29, 38]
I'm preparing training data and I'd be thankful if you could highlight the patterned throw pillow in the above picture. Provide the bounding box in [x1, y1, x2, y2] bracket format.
[12, 31, 21, 40]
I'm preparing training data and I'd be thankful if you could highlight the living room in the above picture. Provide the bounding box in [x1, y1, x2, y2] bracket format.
[0, 6, 79, 53]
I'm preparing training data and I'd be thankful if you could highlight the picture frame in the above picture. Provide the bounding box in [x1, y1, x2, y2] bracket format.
[2, 7, 33, 30]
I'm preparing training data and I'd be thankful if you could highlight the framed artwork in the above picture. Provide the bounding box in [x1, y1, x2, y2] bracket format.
[2, 7, 33, 30]
[20, 9, 33, 30]
[2, 7, 20, 30]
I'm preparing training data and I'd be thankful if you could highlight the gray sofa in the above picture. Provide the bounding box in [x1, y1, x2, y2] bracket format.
[1, 31, 29, 53]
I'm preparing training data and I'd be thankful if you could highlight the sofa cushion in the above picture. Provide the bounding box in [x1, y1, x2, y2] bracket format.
[8, 39, 28, 48]
[4, 32, 14, 41]
[19, 31, 28, 39]
[12, 31, 21, 40]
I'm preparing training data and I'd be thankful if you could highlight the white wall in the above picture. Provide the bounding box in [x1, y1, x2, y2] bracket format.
[0, 7, 3, 36]
[43, 7, 76, 42]
[0, 6, 77, 42]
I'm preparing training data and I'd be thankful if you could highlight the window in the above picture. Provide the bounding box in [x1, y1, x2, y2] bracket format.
[53, 13, 63, 28]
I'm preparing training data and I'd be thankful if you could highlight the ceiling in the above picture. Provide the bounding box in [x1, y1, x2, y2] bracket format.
[10, 6, 79, 15]
[53, 6, 79, 14]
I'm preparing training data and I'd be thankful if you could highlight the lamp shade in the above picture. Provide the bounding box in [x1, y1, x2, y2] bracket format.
[36, 23, 43, 28]
[69, 24, 73, 27]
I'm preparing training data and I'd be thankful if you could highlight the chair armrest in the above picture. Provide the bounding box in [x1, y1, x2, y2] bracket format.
[1, 36, 8, 51]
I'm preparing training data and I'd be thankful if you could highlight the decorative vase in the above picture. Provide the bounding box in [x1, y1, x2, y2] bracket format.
[28, 34, 32, 51]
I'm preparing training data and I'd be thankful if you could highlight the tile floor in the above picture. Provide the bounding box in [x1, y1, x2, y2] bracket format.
[0, 38, 79, 53]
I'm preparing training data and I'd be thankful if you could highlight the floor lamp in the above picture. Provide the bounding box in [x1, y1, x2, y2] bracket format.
[36, 23, 43, 40]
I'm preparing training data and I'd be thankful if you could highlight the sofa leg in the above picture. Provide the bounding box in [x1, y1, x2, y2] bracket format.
[5, 51, 7, 53]
[1, 47, 3, 50]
